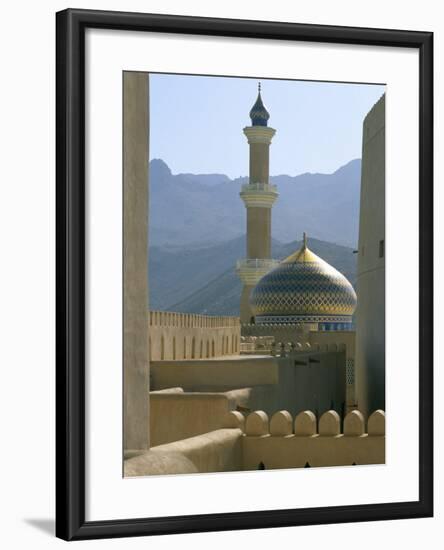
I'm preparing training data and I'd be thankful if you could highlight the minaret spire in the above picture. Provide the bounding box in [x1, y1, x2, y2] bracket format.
[249, 83, 270, 127]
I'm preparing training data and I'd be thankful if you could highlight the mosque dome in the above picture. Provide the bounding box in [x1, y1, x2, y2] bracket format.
[250, 235, 357, 327]
[249, 83, 270, 127]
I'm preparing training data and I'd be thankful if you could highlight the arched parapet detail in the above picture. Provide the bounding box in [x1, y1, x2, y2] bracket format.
[270, 410, 293, 436]
[319, 410, 340, 436]
[344, 410, 365, 436]
[294, 410, 317, 436]
[245, 411, 269, 436]
[368, 410, 385, 435]
[224, 411, 245, 432]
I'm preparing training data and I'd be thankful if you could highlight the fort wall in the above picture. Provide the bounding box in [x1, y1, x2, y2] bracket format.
[124, 409, 384, 476]
[148, 310, 240, 361]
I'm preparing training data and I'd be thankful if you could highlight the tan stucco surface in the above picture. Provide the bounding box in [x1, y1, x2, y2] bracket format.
[355, 94, 386, 418]
[150, 391, 234, 446]
[150, 349, 346, 420]
[125, 429, 244, 476]
[123, 72, 150, 451]
[242, 433, 384, 470]
[148, 310, 240, 360]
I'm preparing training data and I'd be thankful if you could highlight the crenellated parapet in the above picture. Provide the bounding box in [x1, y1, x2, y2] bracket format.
[236, 409, 385, 469]
[149, 310, 240, 328]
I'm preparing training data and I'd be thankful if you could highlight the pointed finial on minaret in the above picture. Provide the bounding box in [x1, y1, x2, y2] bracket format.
[249, 82, 269, 126]
[303, 232, 308, 248]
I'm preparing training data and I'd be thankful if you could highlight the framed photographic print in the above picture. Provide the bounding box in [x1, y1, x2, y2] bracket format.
[56, 8, 433, 540]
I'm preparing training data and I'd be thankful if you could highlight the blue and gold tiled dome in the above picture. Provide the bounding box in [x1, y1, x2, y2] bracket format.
[250, 235, 357, 329]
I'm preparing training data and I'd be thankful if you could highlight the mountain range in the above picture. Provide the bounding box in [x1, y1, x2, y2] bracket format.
[149, 157, 362, 249]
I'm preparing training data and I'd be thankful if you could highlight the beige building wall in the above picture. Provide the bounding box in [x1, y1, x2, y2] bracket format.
[355, 94, 386, 418]
[150, 347, 346, 419]
[148, 310, 240, 361]
[241, 326, 356, 411]
[123, 72, 150, 451]
[308, 330, 356, 411]
[149, 390, 235, 446]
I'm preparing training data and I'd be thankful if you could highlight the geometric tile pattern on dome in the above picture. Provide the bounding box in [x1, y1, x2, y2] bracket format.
[250, 242, 357, 319]
[255, 314, 353, 324]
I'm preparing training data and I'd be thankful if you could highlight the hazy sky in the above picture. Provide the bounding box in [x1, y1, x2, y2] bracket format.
[149, 73, 385, 179]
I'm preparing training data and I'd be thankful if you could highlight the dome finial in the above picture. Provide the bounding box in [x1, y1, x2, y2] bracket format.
[258, 81, 261, 93]
[303, 232, 308, 249]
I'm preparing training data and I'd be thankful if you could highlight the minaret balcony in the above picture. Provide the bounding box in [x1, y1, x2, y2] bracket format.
[243, 126, 276, 144]
[236, 258, 281, 285]
[240, 182, 278, 208]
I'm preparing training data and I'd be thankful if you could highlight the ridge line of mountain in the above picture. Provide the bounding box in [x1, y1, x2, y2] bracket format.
[150, 157, 361, 182]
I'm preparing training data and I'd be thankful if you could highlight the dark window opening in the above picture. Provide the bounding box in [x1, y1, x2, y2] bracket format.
[379, 239, 385, 258]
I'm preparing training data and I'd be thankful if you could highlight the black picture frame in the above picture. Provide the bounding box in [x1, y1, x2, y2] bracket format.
[56, 8, 433, 541]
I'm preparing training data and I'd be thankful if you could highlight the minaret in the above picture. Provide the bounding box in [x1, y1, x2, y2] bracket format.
[236, 84, 280, 324]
